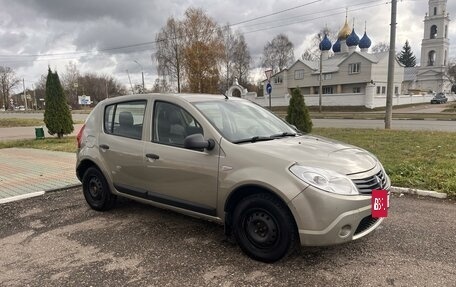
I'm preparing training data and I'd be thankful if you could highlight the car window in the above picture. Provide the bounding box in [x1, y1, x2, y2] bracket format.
[104, 100, 146, 140]
[153, 101, 203, 147]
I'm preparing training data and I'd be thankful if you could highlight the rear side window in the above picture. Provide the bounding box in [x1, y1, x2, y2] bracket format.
[104, 100, 146, 140]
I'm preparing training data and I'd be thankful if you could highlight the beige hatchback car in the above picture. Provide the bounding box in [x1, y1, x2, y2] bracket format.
[76, 93, 390, 262]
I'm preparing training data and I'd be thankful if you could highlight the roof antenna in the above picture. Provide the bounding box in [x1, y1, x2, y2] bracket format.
[364, 21, 367, 33]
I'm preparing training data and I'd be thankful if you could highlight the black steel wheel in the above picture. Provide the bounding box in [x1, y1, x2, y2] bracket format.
[233, 193, 298, 263]
[82, 167, 116, 211]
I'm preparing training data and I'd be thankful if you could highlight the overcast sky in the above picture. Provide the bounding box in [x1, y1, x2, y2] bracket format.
[0, 0, 455, 91]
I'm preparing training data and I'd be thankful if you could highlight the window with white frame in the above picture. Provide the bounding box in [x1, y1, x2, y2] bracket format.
[349, 63, 360, 74]
[273, 75, 283, 84]
[377, 86, 381, 94]
[323, 73, 332, 80]
[294, 69, 304, 80]
[381, 86, 386, 94]
[395, 86, 399, 95]
[353, 87, 361, 93]
[322, 87, 333, 94]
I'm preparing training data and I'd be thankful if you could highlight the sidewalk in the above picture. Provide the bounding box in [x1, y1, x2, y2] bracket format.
[0, 148, 80, 204]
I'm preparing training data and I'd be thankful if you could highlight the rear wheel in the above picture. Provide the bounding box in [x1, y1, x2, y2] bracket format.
[82, 167, 116, 211]
[233, 193, 298, 263]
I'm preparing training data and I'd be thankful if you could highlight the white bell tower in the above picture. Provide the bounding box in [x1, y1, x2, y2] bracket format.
[417, 0, 451, 93]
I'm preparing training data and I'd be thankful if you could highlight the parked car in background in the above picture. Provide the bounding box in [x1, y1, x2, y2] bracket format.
[76, 94, 390, 262]
[431, 93, 448, 104]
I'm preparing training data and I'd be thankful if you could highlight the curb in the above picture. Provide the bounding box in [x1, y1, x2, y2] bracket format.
[390, 186, 447, 199]
[0, 184, 82, 205]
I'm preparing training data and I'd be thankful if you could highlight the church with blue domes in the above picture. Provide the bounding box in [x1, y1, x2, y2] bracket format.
[261, 0, 451, 109]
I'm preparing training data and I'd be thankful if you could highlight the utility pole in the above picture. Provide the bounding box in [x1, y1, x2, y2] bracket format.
[23, 78, 28, 110]
[385, 0, 397, 129]
[126, 70, 134, 94]
[318, 33, 323, 113]
[134, 60, 145, 93]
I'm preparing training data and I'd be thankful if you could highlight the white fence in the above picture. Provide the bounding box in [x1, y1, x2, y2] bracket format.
[244, 92, 454, 109]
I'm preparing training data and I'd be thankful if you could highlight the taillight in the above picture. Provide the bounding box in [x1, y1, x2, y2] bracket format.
[77, 124, 86, 149]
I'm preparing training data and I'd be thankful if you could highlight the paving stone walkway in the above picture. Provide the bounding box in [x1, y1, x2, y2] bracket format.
[0, 148, 80, 203]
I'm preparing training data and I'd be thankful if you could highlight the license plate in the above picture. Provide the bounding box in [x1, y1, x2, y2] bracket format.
[372, 189, 388, 218]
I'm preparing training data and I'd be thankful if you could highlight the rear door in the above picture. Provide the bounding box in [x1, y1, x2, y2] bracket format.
[98, 100, 147, 192]
[141, 101, 219, 216]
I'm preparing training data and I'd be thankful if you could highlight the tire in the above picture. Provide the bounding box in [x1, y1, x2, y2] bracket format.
[82, 167, 116, 211]
[232, 193, 298, 263]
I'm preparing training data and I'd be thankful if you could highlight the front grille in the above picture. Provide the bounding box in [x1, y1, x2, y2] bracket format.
[351, 169, 388, 194]
[354, 215, 379, 235]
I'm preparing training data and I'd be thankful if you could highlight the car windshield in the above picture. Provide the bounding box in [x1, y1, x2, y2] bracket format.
[193, 99, 298, 143]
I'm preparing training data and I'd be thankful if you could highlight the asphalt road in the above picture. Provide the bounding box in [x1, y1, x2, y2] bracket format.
[1, 188, 455, 286]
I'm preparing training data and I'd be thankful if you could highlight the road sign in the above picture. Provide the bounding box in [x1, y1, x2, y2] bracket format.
[265, 69, 273, 82]
[266, 82, 272, 95]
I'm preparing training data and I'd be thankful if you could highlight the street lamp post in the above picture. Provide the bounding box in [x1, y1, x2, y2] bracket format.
[134, 60, 145, 93]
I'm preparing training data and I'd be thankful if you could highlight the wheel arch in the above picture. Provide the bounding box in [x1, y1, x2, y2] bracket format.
[223, 184, 297, 237]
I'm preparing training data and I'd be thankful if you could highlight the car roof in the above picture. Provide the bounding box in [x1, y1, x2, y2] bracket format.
[100, 93, 243, 105]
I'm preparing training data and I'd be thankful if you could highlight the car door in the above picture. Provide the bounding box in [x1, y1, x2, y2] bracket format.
[141, 101, 219, 216]
[98, 100, 147, 192]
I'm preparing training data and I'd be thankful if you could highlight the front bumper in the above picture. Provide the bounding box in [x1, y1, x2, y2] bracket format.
[288, 186, 387, 246]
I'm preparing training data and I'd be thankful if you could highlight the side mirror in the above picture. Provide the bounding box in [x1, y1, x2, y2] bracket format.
[184, 133, 215, 151]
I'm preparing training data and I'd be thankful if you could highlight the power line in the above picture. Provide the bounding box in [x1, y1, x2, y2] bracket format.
[230, 0, 322, 26]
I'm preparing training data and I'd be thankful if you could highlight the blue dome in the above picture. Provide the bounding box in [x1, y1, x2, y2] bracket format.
[319, 34, 332, 51]
[332, 39, 341, 53]
[346, 29, 360, 47]
[359, 32, 372, 49]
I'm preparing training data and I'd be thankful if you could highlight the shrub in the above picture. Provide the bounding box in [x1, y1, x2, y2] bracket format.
[286, 88, 312, 133]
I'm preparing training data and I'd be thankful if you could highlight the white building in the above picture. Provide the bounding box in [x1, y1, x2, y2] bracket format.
[258, 0, 452, 109]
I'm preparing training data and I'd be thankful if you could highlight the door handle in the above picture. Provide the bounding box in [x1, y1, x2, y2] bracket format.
[146, 153, 159, 160]
[99, 144, 110, 150]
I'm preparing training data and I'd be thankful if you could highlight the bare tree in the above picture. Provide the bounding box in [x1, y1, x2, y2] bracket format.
[155, 17, 185, 93]
[262, 34, 294, 73]
[220, 26, 251, 91]
[371, 42, 390, 53]
[61, 61, 80, 107]
[0, 66, 20, 110]
[301, 28, 335, 61]
[232, 33, 251, 86]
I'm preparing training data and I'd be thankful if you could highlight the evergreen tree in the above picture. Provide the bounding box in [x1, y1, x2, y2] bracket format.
[44, 68, 74, 138]
[286, 88, 312, 133]
[398, 40, 416, 67]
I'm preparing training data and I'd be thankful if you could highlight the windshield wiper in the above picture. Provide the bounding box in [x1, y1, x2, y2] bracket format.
[269, 132, 297, 138]
[233, 136, 274, 144]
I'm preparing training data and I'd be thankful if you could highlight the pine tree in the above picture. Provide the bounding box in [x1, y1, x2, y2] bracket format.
[286, 88, 312, 133]
[398, 40, 416, 67]
[44, 68, 74, 138]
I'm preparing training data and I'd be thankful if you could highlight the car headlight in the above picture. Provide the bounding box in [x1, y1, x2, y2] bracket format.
[289, 165, 359, 195]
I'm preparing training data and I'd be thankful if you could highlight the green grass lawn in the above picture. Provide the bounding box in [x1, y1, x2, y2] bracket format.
[1, 129, 455, 196]
[0, 118, 84, 128]
[0, 137, 76, 153]
[313, 128, 456, 197]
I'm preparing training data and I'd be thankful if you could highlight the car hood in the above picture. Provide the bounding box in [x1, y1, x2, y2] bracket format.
[243, 134, 378, 175]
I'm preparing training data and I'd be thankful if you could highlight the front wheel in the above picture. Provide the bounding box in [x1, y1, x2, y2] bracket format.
[233, 193, 298, 263]
[82, 167, 116, 211]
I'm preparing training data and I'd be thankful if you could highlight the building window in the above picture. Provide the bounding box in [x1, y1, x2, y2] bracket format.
[323, 73, 332, 80]
[434, 7, 437, 16]
[445, 50, 448, 66]
[381, 86, 386, 94]
[430, 25, 438, 39]
[394, 87, 399, 95]
[428, 50, 436, 66]
[294, 69, 304, 80]
[323, 87, 333, 94]
[353, 87, 361, 93]
[273, 75, 283, 84]
[349, 63, 360, 74]
[445, 25, 448, 38]
[377, 86, 381, 94]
